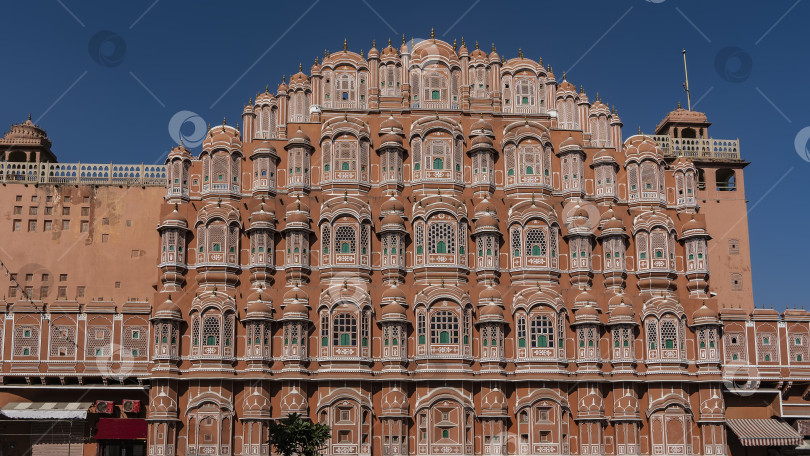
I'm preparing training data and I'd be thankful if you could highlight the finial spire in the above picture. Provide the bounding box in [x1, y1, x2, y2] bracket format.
[430, 28, 435, 40]
[518, 48, 523, 58]
[388, 37, 391, 46]
[562, 71, 566, 80]
[343, 38, 348, 51]
[27, 113, 31, 121]
[324, 48, 328, 57]
[402, 34, 406, 45]
[491, 43, 496, 53]
[678, 100, 681, 109]
[299, 62, 302, 72]
[539, 56, 543, 65]
[453, 38, 457, 51]
[315, 56, 319, 65]
[372, 39, 376, 48]
[461, 36, 465, 47]
[475, 41, 479, 50]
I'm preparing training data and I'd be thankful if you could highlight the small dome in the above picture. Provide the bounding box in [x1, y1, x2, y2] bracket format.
[479, 285, 501, 302]
[163, 207, 188, 226]
[593, 148, 617, 164]
[602, 216, 625, 231]
[283, 301, 308, 319]
[382, 302, 408, 317]
[381, 388, 408, 416]
[279, 387, 307, 414]
[682, 216, 706, 233]
[290, 70, 308, 84]
[612, 302, 634, 318]
[286, 128, 312, 148]
[380, 115, 403, 132]
[250, 202, 275, 225]
[167, 144, 192, 161]
[380, 133, 403, 146]
[381, 212, 405, 228]
[154, 295, 182, 319]
[475, 215, 499, 231]
[575, 290, 597, 306]
[474, 198, 497, 216]
[480, 304, 504, 317]
[558, 79, 575, 92]
[692, 304, 718, 324]
[470, 135, 494, 149]
[382, 284, 407, 301]
[559, 134, 582, 152]
[471, 117, 494, 134]
[246, 293, 272, 317]
[283, 286, 308, 303]
[380, 195, 405, 214]
[203, 123, 242, 150]
[573, 304, 600, 325]
[481, 389, 508, 416]
[286, 198, 310, 215]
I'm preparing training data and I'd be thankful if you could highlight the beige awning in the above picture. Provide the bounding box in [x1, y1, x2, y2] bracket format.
[727, 419, 803, 447]
[0, 402, 92, 420]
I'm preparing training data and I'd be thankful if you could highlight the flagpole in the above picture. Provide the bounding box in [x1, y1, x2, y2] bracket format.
[682, 49, 691, 111]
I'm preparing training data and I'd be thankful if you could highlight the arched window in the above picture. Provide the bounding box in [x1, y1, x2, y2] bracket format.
[530, 315, 555, 348]
[661, 320, 678, 350]
[515, 78, 534, 108]
[425, 139, 451, 174]
[336, 73, 355, 105]
[430, 310, 459, 344]
[423, 72, 448, 104]
[203, 315, 220, 347]
[428, 222, 456, 254]
[333, 313, 357, 347]
[525, 229, 547, 257]
[334, 225, 357, 254]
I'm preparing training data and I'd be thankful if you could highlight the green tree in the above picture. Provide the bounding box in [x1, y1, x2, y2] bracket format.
[268, 413, 331, 456]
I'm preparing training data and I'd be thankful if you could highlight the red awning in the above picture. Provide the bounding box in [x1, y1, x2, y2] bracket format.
[726, 419, 803, 447]
[94, 418, 147, 440]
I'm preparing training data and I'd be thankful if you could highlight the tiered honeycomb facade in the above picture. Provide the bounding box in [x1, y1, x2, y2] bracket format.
[0, 36, 805, 456]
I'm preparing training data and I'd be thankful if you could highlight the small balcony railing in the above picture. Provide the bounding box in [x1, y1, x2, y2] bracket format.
[651, 135, 740, 160]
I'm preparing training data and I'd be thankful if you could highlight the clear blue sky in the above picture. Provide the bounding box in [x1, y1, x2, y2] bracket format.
[2, 1, 806, 309]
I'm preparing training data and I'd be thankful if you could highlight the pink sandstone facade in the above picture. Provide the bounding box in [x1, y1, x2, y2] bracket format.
[0, 36, 806, 456]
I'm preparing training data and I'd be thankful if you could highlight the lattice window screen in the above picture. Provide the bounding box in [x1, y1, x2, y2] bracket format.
[50, 325, 76, 357]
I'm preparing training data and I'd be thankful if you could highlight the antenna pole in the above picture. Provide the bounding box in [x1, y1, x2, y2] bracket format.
[682, 49, 691, 111]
